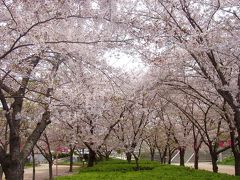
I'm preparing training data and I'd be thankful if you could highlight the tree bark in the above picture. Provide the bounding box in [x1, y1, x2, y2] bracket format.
[87, 149, 96, 167]
[132, 153, 140, 171]
[179, 147, 185, 166]
[157, 148, 162, 164]
[0, 165, 3, 180]
[126, 152, 132, 164]
[2, 160, 24, 180]
[230, 129, 240, 176]
[159, 147, 167, 164]
[32, 150, 35, 180]
[48, 161, 53, 180]
[168, 148, 175, 165]
[168, 155, 171, 164]
[69, 146, 75, 172]
[150, 148, 155, 161]
[210, 152, 218, 173]
[234, 153, 240, 176]
[194, 150, 199, 169]
[233, 110, 240, 176]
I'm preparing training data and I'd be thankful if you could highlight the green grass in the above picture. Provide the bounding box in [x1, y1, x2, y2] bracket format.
[219, 156, 235, 165]
[55, 159, 238, 180]
[24, 162, 40, 168]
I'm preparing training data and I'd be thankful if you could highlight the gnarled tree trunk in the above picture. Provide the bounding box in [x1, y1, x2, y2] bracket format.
[2, 159, 24, 180]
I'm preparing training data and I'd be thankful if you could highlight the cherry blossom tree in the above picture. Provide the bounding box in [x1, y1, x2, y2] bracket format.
[123, 0, 240, 175]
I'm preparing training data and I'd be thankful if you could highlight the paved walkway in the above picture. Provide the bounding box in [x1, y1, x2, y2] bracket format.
[177, 162, 235, 175]
[23, 164, 79, 180]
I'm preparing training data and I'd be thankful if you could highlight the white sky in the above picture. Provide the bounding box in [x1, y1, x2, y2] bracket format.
[104, 50, 148, 72]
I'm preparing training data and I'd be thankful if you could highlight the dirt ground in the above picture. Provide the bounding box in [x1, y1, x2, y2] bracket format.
[183, 162, 234, 175]
[23, 164, 80, 180]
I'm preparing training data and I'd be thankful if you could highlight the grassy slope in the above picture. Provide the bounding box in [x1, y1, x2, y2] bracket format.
[219, 156, 235, 165]
[56, 159, 238, 180]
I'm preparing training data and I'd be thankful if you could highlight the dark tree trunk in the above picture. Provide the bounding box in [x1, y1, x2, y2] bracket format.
[48, 161, 53, 180]
[157, 148, 162, 164]
[133, 154, 140, 171]
[179, 147, 185, 166]
[168, 155, 171, 164]
[88, 149, 96, 167]
[168, 148, 175, 165]
[210, 152, 218, 173]
[150, 148, 155, 161]
[0, 165, 3, 180]
[194, 150, 199, 170]
[2, 107, 24, 180]
[160, 148, 167, 164]
[234, 153, 240, 176]
[105, 152, 110, 160]
[69, 146, 75, 172]
[230, 127, 240, 176]
[2, 160, 24, 180]
[231, 145, 240, 176]
[32, 150, 35, 180]
[160, 156, 165, 164]
[126, 152, 132, 164]
[233, 110, 240, 176]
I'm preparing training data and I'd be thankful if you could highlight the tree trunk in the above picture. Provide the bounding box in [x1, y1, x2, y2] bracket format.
[105, 152, 110, 160]
[48, 161, 53, 180]
[194, 150, 199, 170]
[157, 148, 163, 164]
[233, 110, 240, 176]
[0, 165, 3, 180]
[168, 148, 174, 165]
[159, 148, 167, 164]
[126, 152, 132, 164]
[88, 149, 96, 167]
[234, 153, 240, 176]
[2, 161, 24, 180]
[133, 154, 140, 171]
[179, 147, 185, 166]
[150, 148, 155, 161]
[168, 155, 171, 164]
[232, 135, 240, 176]
[32, 150, 35, 180]
[69, 148, 74, 172]
[210, 152, 218, 173]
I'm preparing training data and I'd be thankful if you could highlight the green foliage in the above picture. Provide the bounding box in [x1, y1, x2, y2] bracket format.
[55, 159, 238, 180]
[24, 162, 40, 168]
[218, 156, 235, 165]
[24, 162, 33, 168]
